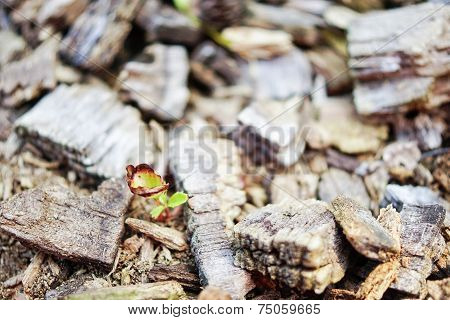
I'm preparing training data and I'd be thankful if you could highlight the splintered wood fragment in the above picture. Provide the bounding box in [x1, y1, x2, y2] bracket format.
[60, 0, 142, 70]
[330, 196, 400, 261]
[390, 204, 446, 296]
[356, 260, 400, 300]
[377, 205, 401, 251]
[45, 273, 109, 300]
[118, 44, 189, 121]
[66, 281, 186, 300]
[319, 168, 370, 209]
[0, 179, 131, 267]
[22, 252, 46, 295]
[14, 84, 157, 181]
[147, 264, 200, 292]
[427, 278, 450, 300]
[0, 36, 58, 108]
[126, 218, 188, 251]
[169, 137, 255, 299]
[234, 200, 348, 294]
[136, 0, 201, 46]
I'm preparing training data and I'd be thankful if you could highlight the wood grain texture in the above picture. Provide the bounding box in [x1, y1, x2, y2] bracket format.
[0, 179, 131, 267]
[60, 0, 143, 70]
[125, 218, 188, 251]
[234, 200, 348, 294]
[348, 3, 450, 114]
[0, 36, 58, 108]
[146, 264, 201, 292]
[390, 204, 446, 296]
[14, 84, 157, 181]
[118, 44, 189, 121]
[169, 138, 255, 299]
[330, 196, 400, 262]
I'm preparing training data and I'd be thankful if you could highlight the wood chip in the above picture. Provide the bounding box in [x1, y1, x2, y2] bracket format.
[60, 0, 142, 70]
[118, 44, 189, 121]
[0, 30, 26, 67]
[22, 252, 46, 295]
[319, 168, 371, 209]
[0, 179, 131, 267]
[136, 1, 201, 46]
[427, 278, 450, 300]
[66, 281, 186, 300]
[14, 84, 158, 181]
[125, 218, 188, 251]
[390, 204, 446, 296]
[169, 137, 255, 299]
[234, 199, 348, 294]
[147, 264, 201, 292]
[0, 36, 58, 108]
[356, 260, 400, 300]
[330, 196, 400, 261]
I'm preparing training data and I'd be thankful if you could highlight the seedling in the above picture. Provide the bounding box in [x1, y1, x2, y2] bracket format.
[126, 164, 188, 220]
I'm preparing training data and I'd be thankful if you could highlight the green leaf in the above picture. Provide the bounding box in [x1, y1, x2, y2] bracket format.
[150, 205, 165, 218]
[158, 193, 168, 206]
[168, 192, 188, 208]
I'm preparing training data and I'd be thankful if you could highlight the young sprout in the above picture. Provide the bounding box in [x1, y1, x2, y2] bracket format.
[126, 164, 188, 220]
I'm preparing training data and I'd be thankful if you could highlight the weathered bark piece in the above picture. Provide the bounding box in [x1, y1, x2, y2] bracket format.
[330, 196, 400, 261]
[136, 0, 201, 46]
[432, 244, 450, 279]
[382, 141, 421, 181]
[319, 168, 371, 209]
[390, 204, 446, 296]
[60, 0, 143, 70]
[147, 264, 200, 292]
[66, 281, 186, 300]
[427, 278, 450, 300]
[191, 41, 242, 92]
[11, 0, 88, 43]
[348, 3, 450, 80]
[348, 3, 450, 114]
[394, 113, 445, 151]
[118, 44, 189, 121]
[354, 76, 450, 115]
[0, 178, 131, 267]
[306, 47, 352, 95]
[356, 260, 400, 300]
[381, 184, 443, 212]
[242, 47, 312, 101]
[270, 174, 300, 204]
[307, 96, 388, 154]
[376, 205, 401, 250]
[169, 137, 255, 299]
[126, 218, 188, 251]
[232, 97, 308, 167]
[234, 200, 349, 294]
[45, 273, 109, 300]
[0, 30, 26, 67]
[14, 84, 157, 181]
[222, 27, 293, 60]
[246, 2, 324, 46]
[0, 36, 58, 108]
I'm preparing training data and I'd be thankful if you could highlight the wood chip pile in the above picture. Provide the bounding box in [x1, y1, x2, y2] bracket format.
[0, 0, 449, 300]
